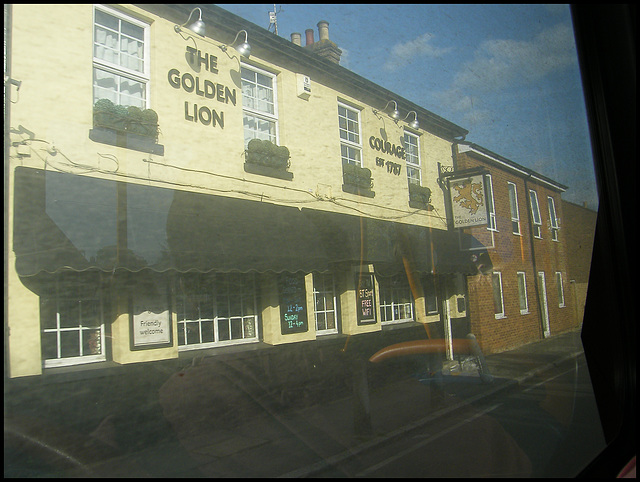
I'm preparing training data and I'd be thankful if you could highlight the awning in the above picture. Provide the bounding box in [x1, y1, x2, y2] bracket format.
[13, 167, 479, 277]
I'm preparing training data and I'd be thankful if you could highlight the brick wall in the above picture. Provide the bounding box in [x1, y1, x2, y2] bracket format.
[455, 145, 578, 354]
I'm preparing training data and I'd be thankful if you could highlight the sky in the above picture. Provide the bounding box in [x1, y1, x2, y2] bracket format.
[217, 4, 598, 210]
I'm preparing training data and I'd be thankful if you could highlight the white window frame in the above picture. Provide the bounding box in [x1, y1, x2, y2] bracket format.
[492, 271, 505, 319]
[508, 182, 521, 235]
[529, 189, 543, 238]
[240, 64, 279, 147]
[517, 271, 529, 314]
[485, 174, 497, 231]
[313, 273, 339, 335]
[93, 4, 150, 108]
[378, 275, 415, 325]
[555, 271, 565, 307]
[41, 279, 106, 368]
[548, 195, 560, 241]
[403, 131, 421, 185]
[338, 102, 362, 166]
[176, 273, 259, 351]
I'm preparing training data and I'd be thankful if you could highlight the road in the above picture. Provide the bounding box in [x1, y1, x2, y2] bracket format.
[305, 353, 606, 478]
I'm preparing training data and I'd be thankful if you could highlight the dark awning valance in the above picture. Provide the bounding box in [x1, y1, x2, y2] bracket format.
[13, 167, 478, 277]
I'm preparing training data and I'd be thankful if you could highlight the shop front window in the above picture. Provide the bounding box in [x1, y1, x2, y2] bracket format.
[313, 273, 338, 335]
[176, 273, 259, 349]
[41, 274, 106, 367]
[378, 274, 414, 324]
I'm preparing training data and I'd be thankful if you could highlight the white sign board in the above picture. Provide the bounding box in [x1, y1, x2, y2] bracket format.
[131, 296, 171, 348]
[449, 174, 488, 228]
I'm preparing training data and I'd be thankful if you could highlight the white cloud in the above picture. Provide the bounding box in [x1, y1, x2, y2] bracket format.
[383, 32, 453, 71]
[454, 23, 576, 93]
[433, 22, 576, 117]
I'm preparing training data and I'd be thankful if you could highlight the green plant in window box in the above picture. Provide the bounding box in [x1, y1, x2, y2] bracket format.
[93, 98, 119, 130]
[126, 106, 159, 140]
[408, 182, 432, 208]
[343, 161, 373, 190]
[245, 138, 290, 170]
[93, 99, 159, 140]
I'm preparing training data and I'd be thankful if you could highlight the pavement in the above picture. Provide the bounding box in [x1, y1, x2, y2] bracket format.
[5, 327, 589, 477]
[153, 327, 588, 477]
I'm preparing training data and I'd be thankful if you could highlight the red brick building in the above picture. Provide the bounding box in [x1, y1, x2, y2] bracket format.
[453, 142, 578, 354]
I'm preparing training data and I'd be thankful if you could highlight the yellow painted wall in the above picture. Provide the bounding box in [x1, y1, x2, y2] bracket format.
[7, 4, 456, 375]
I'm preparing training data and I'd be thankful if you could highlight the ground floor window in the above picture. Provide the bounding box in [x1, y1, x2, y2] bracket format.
[378, 274, 414, 324]
[423, 274, 439, 314]
[313, 273, 338, 335]
[40, 273, 106, 367]
[517, 271, 529, 314]
[492, 271, 505, 318]
[176, 273, 259, 350]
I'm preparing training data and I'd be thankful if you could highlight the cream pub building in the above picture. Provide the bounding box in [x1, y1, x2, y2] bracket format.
[5, 4, 575, 378]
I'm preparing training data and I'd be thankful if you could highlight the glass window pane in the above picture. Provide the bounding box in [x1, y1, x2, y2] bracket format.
[60, 331, 81, 358]
[42, 332, 58, 360]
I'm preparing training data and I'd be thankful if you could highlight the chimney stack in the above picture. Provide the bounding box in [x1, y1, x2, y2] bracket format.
[290, 32, 301, 46]
[302, 20, 342, 64]
[317, 20, 329, 41]
[305, 29, 315, 46]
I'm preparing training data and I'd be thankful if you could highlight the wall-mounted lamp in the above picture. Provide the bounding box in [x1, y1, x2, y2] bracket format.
[219, 30, 251, 58]
[174, 7, 206, 36]
[379, 100, 400, 120]
[403, 111, 419, 130]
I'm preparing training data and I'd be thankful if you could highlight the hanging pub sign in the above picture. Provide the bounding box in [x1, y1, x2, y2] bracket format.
[130, 294, 172, 350]
[278, 273, 309, 334]
[448, 174, 489, 228]
[355, 272, 377, 325]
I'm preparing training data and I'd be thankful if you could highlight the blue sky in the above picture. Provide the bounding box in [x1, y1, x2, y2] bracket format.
[217, 4, 598, 210]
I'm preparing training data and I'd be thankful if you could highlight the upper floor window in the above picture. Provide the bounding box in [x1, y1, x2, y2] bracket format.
[241, 65, 278, 147]
[403, 132, 421, 185]
[338, 103, 362, 166]
[93, 5, 149, 108]
[548, 196, 560, 241]
[485, 174, 497, 231]
[529, 189, 542, 238]
[508, 182, 521, 235]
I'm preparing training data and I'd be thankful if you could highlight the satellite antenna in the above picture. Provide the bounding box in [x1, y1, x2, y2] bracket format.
[268, 4, 282, 35]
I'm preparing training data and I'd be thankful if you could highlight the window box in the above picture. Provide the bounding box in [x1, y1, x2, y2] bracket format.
[244, 138, 293, 180]
[91, 99, 164, 155]
[342, 162, 374, 197]
[408, 183, 433, 210]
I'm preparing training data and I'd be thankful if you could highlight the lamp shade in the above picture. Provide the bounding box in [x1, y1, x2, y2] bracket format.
[235, 41, 251, 58]
[188, 19, 206, 36]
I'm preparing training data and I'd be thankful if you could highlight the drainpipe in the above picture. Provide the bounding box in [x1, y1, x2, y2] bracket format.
[524, 174, 545, 339]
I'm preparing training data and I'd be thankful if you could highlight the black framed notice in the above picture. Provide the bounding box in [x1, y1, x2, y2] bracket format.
[356, 272, 377, 325]
[279, 273, 308, 334]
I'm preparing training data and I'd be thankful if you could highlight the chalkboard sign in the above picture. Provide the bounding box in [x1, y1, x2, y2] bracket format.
[356, 272, 377, 325]
[279, 273, 308, 334]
